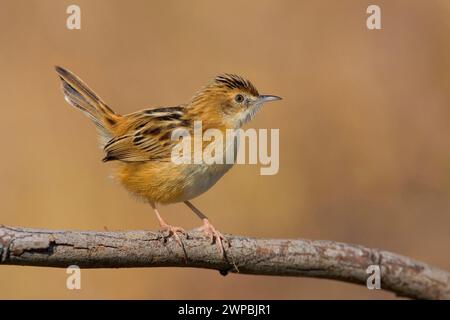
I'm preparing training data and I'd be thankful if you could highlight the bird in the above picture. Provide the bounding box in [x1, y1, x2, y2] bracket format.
[55, 66, 281, 255]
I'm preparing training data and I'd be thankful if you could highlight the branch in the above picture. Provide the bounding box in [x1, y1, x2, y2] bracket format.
[0, 225, 448, 299]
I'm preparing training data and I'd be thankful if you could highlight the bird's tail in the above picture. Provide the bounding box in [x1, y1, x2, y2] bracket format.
[55, 66, 120, 145]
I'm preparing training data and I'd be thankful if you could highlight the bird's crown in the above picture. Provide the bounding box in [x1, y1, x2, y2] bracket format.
[213, 74, 259, 97]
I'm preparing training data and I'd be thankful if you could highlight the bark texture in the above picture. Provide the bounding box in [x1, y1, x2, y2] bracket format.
[0, 225, 448, 299]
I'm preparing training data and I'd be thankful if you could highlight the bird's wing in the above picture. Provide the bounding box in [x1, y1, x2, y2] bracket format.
[103, 106, 190, 162]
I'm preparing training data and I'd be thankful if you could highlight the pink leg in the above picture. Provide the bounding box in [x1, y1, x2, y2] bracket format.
[184, 201, 228, 255]
[151, 204, 186, 246]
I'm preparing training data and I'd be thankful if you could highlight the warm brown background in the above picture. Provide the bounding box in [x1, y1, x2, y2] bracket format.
[0, 0, 449, 299]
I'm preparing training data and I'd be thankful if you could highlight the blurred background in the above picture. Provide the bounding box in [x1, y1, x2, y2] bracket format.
[0, 0, 449, 299]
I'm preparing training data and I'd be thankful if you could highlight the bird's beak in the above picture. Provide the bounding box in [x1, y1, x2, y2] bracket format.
[257, 95, 282, 104]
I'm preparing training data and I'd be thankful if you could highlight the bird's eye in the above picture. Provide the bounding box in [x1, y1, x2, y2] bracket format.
[235, 94, 244, 103]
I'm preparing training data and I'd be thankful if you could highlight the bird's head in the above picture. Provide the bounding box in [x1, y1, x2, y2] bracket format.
[188, 74, 281, 128]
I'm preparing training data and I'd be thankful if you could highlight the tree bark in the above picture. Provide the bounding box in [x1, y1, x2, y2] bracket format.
[0, 225, 448, 299]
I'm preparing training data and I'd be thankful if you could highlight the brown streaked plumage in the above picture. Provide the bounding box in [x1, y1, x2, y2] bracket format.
[55, 66, 281, 254]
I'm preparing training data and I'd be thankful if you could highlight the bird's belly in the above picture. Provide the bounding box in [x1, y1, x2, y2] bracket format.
[115, 162, 233, 204]
[179, 162, 234, 201]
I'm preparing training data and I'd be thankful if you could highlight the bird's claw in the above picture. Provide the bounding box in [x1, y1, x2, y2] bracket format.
[197, 219, 229, 255]
[160, 223, 186, 246]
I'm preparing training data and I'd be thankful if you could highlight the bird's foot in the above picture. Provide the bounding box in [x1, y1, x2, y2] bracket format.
[159, 222, 186, 246]
[196, 219, 228, 255]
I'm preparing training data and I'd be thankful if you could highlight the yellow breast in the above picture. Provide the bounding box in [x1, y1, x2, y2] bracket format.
[114, 161, 233, 204]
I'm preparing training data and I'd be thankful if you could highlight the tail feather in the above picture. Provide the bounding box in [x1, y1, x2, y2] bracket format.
[55, 66, 120, 144]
